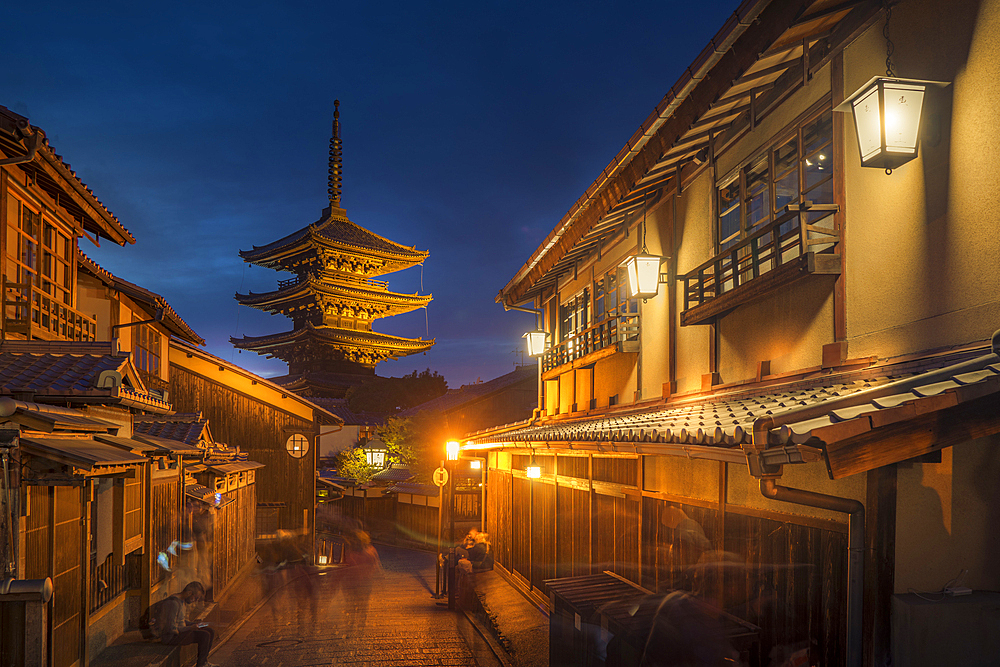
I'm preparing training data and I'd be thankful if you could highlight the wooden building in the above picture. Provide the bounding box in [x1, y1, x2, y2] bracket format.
[473, 1, 1000, 666]
[167, 338, 341, 546]
[233, 101, 434, 398]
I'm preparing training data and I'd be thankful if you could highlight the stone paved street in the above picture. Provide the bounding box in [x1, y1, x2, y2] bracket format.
[209, 545, 485, 667]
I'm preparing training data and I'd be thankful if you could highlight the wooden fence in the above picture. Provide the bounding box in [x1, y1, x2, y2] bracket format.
[486, 459, 847, 667]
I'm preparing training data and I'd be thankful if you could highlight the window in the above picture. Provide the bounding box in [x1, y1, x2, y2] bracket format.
[559, 289, 589, 344]
[715, 108, 834, 252]
[136, 324, 161, 375]
[285, 433, 309, 458]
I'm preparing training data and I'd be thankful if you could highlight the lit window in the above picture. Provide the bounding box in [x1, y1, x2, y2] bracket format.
[286, 433, 309, 458]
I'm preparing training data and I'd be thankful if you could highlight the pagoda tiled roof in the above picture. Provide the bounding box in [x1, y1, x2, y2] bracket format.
[235, 277, 431, 316]
[231, 322, 434, 355]
[239, 210, 428, 267]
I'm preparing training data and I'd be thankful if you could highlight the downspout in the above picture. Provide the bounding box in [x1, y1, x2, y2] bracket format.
[759, 478, 864, 667]
[0, 124, 41, 167]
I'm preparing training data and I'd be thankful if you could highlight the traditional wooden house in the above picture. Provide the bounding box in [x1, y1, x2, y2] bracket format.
[472, 1, 1000, 666]
[166, 338, 341, 548]
[232, 101, 434, 398]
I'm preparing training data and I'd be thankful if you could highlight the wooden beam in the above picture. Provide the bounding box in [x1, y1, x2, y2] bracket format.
[504, 0, 819, 306]
[863, 464, 896, 667]
[824, 392, 1000, 479]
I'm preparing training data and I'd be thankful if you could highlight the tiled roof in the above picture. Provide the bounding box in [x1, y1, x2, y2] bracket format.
[78, 251, 205, 345]
[231, 321, 434, 352]
[385, 482, 438, 496]
[270, 371, 372, 397]
[370, 463, 413, 482]
[0, 343, 125, 394]
[240, 213, 428, 264]
[133, 413, 208, 446]
[307, 397, 383, 426]
[0, 105, 134, 246]
[402, 365, 536, 416]
[468, 342, 1000, 473]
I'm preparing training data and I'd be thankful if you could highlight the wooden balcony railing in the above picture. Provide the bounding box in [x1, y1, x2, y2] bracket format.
[542, 313, 639, 373]
[2, 280, 97, 341]
[680, 202, 840, 326]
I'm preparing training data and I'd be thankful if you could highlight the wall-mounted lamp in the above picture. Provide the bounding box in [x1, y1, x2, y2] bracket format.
[445, 440, 460, 461]
[523, 330, 549, 357]
[834, 4, 948, 174]
[623, 192, 667, 300]
[835, 76, 947, 173]
[526, 455, 541, 479]
[470, 460, 482, 470]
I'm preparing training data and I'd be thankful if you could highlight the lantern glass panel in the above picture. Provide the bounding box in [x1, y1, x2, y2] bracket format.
[625, 255, 661, 298]
[852, 85, 883, 163]
[883, 82, 924, 154]
[523, 330, 548, 357]
[526, 465, 541, 479]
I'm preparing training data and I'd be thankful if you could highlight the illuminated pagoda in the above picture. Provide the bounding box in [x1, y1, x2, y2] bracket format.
[232, 101, 434, 397]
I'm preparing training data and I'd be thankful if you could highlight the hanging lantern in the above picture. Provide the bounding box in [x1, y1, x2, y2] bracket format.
[835, 77, 947, 172]
[445, 440, 460, 461]
[526, 461, 541, 478]
[624, 253, 664, 299]
[523, 329, 549, 357]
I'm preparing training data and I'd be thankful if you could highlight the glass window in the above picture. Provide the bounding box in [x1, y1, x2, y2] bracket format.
[286, 434, 309, 459]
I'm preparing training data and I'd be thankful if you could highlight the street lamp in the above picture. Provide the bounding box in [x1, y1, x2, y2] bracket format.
[446, 440, 460, 461]
[522, 330, 549, 358]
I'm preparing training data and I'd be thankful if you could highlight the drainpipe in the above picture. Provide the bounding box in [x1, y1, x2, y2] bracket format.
[759, 478, 864, 667]
[0, 123, 41, 166]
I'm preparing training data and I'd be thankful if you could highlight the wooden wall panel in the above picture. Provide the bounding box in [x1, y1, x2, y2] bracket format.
[556, 486, 590, 579]
[170, 368, 316, 534]
[511, 477, 531, 583]
[530, 482, 555, 592]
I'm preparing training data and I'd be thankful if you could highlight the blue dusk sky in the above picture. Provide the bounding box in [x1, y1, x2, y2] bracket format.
[4, 0, 737, 389]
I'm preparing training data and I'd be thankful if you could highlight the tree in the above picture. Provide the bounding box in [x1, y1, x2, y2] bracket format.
[345, 369, 448, 414]
[334, 447, 375, 484]
[375, 411, 445, 484]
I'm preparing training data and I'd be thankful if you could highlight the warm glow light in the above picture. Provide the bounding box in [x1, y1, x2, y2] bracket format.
[470, 460, 482, 470]
[446, 440, 460, 461]
[318, 555, 328, 565]
[526, 465, 541, 479]
[523, 329, 549, 357]
[836, 76, 946, 172]
[624, 253, 663, 298]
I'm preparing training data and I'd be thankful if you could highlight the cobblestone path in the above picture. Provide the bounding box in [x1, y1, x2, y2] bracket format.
[210, 545, 480, 667]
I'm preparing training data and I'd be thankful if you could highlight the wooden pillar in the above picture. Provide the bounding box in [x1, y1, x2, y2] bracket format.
[864, 464, 896, 667]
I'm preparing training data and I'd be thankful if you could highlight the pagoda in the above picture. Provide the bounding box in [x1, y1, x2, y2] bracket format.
[232, 101, 434, 397]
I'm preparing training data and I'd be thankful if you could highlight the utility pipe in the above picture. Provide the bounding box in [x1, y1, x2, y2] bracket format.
[760, 478, 864, 667]
[0, 124, 40, 166]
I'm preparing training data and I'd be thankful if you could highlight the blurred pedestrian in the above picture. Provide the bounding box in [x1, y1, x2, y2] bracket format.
[152, 581, 218, 667]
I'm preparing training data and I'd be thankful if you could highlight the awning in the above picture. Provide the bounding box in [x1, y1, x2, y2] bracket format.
[0, 397, 116, 433]
[131, 432, 203, 454]
[184, 483, 236, 509]
[19, 436, 147, 471]
[468, 340, 1000, 480]
[93, 434, 158, 454]
[205, 461, 265, 475]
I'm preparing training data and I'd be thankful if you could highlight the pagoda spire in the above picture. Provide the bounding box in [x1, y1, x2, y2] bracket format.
[328, 100, 343, 209]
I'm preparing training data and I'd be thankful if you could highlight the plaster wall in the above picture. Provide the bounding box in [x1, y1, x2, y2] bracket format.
[639, 203, 671, 399]
[895, 434, 1000, 594]
[672, 173, 713, 394]
[844, 0, 1000, 358]
[642, 456, 720, 503]
[593, 351, 636, 408]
